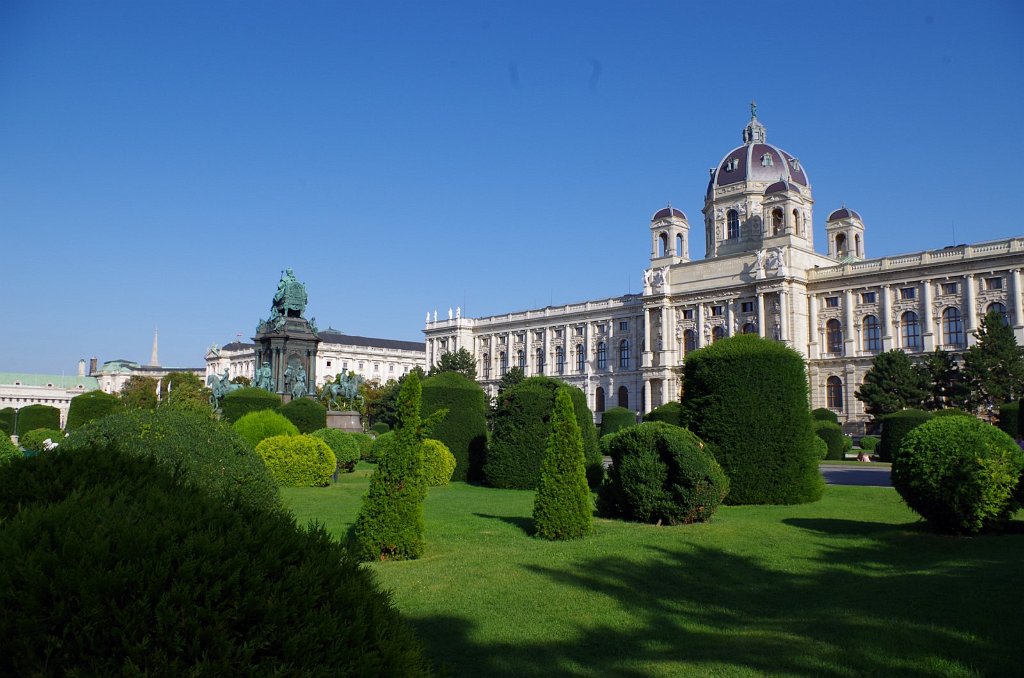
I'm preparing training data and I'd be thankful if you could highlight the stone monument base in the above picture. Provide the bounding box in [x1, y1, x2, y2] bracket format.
[327, 410, 363, 432]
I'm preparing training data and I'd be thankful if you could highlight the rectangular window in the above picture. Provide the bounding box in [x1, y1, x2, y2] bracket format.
[942, 282, 958, 295]
[711, 306, 723, 317]
[861, 292, 876, 304]
[555, 329, 563, 338]
[619, 321, 629, 331]
[326, 360, 332, 367]
[342, 362, 348, 371]
[986, 277, 1003, 290]
[900, 287, 916, 300]
[574, 327, 584, 336]
[740, 301, 754, 313]
[682, 309, 694, 320]
[825, 296, 839, 308]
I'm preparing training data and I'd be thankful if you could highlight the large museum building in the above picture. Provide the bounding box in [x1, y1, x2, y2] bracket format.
[423, 110, 1024, 432]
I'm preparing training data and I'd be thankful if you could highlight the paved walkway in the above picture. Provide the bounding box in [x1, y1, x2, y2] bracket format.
[820, 463, 892, 487]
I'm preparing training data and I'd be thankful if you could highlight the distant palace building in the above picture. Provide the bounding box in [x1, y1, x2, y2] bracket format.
[423, 108, 1024, 432]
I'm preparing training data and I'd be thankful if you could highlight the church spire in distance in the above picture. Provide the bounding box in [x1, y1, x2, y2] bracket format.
[149, 328, 159, 367]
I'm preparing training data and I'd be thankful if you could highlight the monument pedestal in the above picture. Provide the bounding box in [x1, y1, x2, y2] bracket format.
[327, 410, 362, 432]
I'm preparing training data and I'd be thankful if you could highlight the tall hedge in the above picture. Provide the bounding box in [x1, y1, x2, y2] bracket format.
[998, 401, 1020, 439]
[878, 409, 934, 462]
[66, 390, 120, 430]
[600, 406, 636, 437]
[643, 401, 683, 426]
[0, 408, 14, 435]
[813, 420, 846, 461]
[682, 334, 823, 505]
[533, 389, 592, 540]
[421, 372, 489, 482]
[14, 404, 60, 436]
[221, 387, 281, 423]
[486, 376, 601, 490]
[279, 397, 327, 434]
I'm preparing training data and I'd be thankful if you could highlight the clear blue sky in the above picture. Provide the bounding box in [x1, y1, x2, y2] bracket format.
[2, 1, 1022, 374]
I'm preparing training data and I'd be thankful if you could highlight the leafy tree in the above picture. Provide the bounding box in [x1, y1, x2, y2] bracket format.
[855, 350, 929, 418]
[963, 311, 1024, 417]
[920, 349, 969, 411]
[497, 366, 524, 395]
[533, 388, 592, 540]
[159, 372, 211, 412]
[230, 375, 251, 386]
[428, 348, 477, 380]
[363, 378, 402, 429]
[120, 375, 159, 410]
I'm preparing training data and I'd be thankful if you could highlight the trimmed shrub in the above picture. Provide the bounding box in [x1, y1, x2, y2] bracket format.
[643, 401, 683, 426]
[421, 372, 489, 483]
[255, 434, 336, 487]
[812, 435, 828, 460]
[349, 431, 375, 460]
[0, 446, 432, 676]
[858, 435, 879, 452]
[0, 408, 14, 435]
[0, 435, 19, 465]
[997, 401, 1020, 439]
[933, 408, 971, 418]
[878, 409, 934, 462]
[368, 431, 399, 463]
[371, 422, 391, 435]
[422, 439, 456, 486]
[14, 404, 59, 437]
[311, 428, 361, 473]
[65, 390, 119, 430]
[811, 407, 840, 425]
[61, 408, 279, 513]
[892, 417, 1024, 534]
[232, 409, 299, 449]
[220, 387, 281, 423]
[600, 406, 637, 437]
[487, 377, 602, 490]
[599, 422, 728, 524]
[533, 389, 592, 540]
[18, 428, 63, 453]
[682, 334, 823, 505]
[279, 397, 327, 434]
[813, 421, 846, 461]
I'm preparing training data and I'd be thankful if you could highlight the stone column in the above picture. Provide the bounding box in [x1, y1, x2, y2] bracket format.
[542, 328, 549, 376]
[964, 273, 977, 346]
[1011, 269, 1023, 330]
[524, 329, 531, 376]
[881, 284, 894, 350]
[697, 304, 706, 347]
[843, 289, 855, 356]
[807, 293, 819, 358]
[725, 299, 734, 337]
[921, 280, 935, 352]
[643, 380, 652, 415]
[643, 308, 653, 368]
[779, 288, 789, 342]
[757, 291, 766, 338]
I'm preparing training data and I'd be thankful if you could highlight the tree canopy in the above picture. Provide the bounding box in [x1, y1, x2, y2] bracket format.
[963, 310, 1024, 416]
[855, 350, 929, 419]
[428, 348, 477, 380]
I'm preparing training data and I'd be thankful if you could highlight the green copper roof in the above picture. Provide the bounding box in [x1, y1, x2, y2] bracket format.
[0, 373, 100, 389]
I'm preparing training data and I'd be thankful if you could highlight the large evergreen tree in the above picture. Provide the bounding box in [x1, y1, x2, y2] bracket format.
[963, 310, 1024, 417]
[428, 348, 477, 380]
[920, 349, 969, 411]
[855, 349, 929, 418]
[533, 388, 592, 540]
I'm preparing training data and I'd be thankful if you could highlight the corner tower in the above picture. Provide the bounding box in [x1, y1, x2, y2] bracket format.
[649, 205, 690, 265]
[825, 207, 866, 260]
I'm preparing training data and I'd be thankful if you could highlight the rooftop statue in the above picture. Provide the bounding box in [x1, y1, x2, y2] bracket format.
[272, 268, 308, 319]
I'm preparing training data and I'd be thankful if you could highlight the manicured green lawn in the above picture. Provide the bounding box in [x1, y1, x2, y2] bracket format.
[283, 464, 1024, 677]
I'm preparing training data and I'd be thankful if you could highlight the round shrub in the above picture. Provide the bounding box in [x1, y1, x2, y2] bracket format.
[61, 408, 279, 514]
[681, 334, 823, 505]
[812, 435, 828, 460]
[599, 422, 728, 524]
[255, 435, 336, 487]
[371, 422, 390, 435]
[997, 401, 1020, 439]
[232, 409, 299, 449]
[0, 446, 432, 676]
[421, 372, 489, 482]
[220, 387, 281, 423]
[421, 439, 456, 486]
[813, 421, 846, 461]
[934, 408, 972, 418]
[812, 407, 840, 425]
[0, 435, 19, 466]
[892, 417, 1024, 534]
[18, 428, 63, 454]
[600, 406, 636, 437]
[349, 431, 375, 460]
[14, 404, 60, 437]
[879, 409, 934, 462]
[311, 428, 360, 473]
[643, 401, 683, 426]
[279, 397, 327, 434]
[66, 390, 119, 430]
[858, 435, 879, 452]
[368, 431, 398, 463]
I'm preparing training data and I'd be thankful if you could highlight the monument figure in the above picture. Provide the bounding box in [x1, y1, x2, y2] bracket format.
[207, 369, 242, 408]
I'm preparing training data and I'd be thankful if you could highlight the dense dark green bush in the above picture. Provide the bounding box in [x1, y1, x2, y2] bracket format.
[349, 431, 375, 460]
[422, 438, 456, 486]
[232, 409, 299, 448]
[600, 406, 637, 437]
[371, 422, 391, 435]
[220, 387, 281, 423]
[487, 377, 602, 490]
[643, 401, 683, 426]
[61, 408, 279, 513]
[65, 390, 119, 430]
[858, 435, 879, 452]
[0, 408, 14, 435]
[811, 407, 840, 425]
[878, 409, 934, 462]
[311, 428, 361, 473]
[682, 335, 823, 505]
[599, 422, 728, 524]
[533, 389, 592, 540]
[368, 431, 398, 463]
[14, 404, 59, 437]
[279, 397, 327, 433]
[421, 372, 489, 482]
[255, 434, 336, 487]
[0, 447, 432, 676]
[812, 435, 828, 460]
[0, 435, 19, 465]
[892, 417, 1024, 534]
[18, 428, 63, 453]
[998, 401, 1020, 439]
[813, 421, 846, 461]
[933, 408, 971, 418]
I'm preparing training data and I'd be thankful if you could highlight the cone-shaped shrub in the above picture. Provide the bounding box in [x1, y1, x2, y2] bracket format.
[421, 439, 456, 486]
[878, 409, 934, 462]
[255, 435, 336, 487]
[533, 389, 592, 540]
[600, 406, 636, 437]
[66, 390, 119, 430]
[232, 409, 299, 448]
[682, 334, 823, 505]
[311, 428, 360, 473]
[352, 372, 442, 561]
[421, 372, 489, 482]
[279, 397, 327, 433]
[221, 387, 281, 423]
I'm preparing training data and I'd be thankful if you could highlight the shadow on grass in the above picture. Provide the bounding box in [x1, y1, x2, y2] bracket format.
[409, 518, 1024, 677]
[473, 512, 533, 536]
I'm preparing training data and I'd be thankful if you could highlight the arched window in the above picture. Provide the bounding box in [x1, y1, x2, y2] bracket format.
[988, 302, 1009, 325]
[835, 233, 847, 256]
[517, 350, 525, 371]
[771, 208, 783, 235]
[618, 386, 629, 408]
[618, 340, 630, 368]
[727, 210, 739, 239]
[597, 342, 607, 369]
[793, 209, 801, 235]
[684, 329, 697, 353]
[576, 345, 585, 373]
[500, 351, 508, 375]
[535, 347, 545, 375]
[712, 326, 725, 342]
[675, 234, 683, 257]
[863, 315, 880, 352]
[741, 322, 756, 334]
[482, 353, 490, 379]
[595, 386, 605, 413]
[942, 307, 964, 347]
[826, 319, 843, 355]
[555, 346, 565, 374]
[855, 233, 862, 257]
[901, 311, 921, 350]
[658, 232, 668, 257]
[826, 376, 844, 411]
